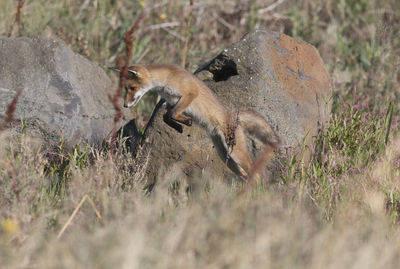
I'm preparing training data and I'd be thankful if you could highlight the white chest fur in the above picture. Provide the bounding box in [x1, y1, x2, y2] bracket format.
[159, 85, 182, 106]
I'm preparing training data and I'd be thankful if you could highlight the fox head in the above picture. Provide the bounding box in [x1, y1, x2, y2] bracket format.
[109, 65, 152, 108]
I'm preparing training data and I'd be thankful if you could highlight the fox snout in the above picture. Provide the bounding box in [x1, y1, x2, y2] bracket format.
[124, 94, 143, 108]
[123, 91, 139, 108]
[123, 99, 134, 108]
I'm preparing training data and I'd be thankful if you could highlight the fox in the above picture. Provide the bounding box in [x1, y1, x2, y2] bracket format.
[110, 64, 279, 180]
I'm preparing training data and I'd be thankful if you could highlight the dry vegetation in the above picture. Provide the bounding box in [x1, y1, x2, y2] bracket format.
[1, 0, 400, 268]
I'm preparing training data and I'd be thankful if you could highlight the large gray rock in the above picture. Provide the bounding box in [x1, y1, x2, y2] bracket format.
[196, 30, 331, 149]
[127, 30, 331, 184]
[0, 36, 125, 147]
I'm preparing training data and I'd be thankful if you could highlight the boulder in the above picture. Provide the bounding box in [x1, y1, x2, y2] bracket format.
[128, 30, 331, 184]
[196, 29, 331, 149]
[0, 36, 126, 147]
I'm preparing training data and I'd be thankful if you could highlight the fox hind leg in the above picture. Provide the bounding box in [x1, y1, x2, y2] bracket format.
[228, 127, 254, 180]
[211, 127, 253, 180]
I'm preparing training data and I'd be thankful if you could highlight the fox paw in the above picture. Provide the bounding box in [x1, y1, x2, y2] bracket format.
[173, 117, 192, 127]
[183, 118, 192, 126]
[171, 123, 183, 133]
[163, 114, 183, 133]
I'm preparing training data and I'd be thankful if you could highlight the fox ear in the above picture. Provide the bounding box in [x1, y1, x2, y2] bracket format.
[127, 69, 140, 79]
[108, 66, 120, 72]
[108, 67, 140, 79]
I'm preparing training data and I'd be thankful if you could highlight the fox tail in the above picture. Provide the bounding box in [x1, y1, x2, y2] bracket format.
[238, 110, 279, 147]
[237, 110, 279, 178]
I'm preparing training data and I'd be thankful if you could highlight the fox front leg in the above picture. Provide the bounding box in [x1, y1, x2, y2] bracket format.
[166, 94, 195, 127]
[163, 112, 183, 133]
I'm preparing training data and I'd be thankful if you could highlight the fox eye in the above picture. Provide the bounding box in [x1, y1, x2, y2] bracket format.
[129, 86, 136, 91]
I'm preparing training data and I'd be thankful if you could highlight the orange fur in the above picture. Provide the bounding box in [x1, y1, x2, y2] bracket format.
[111, 64, 279, 180]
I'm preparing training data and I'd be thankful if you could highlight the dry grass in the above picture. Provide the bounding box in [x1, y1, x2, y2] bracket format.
[1, 135, 400, 268]
[1, 0, 400, 268]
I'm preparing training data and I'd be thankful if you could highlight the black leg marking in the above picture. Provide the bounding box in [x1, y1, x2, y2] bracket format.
[163, 113, 183, 133]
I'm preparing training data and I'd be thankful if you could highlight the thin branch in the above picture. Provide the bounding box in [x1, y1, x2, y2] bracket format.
[0, 89, 22, 131]
[7, 0, 25, 37]
[258, 0, 286, 14]
[108, 14, 144, 150]
[213, 13, 235, 31]
[16, 0, 24, 36]
[57, 194, 102, 239]
[136, 47, 151, 63]
[162, 27, 185, 41]
[181, 0, 194, 69]
[145, 21, 181, 31]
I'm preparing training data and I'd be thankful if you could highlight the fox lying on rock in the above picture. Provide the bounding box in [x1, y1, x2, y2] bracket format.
[110, 64, 279, 180]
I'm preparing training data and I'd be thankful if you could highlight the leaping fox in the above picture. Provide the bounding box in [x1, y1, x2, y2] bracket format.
[110, 64, 279, 180]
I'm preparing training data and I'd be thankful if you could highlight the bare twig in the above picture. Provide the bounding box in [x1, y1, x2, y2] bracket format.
[0, 89, 22, 131]
[8, 0, 25, 37]
[213, 13, 235, 31]
[137, 48, 150, 63]
[108, 14, 144, 150]
[222, 111, 240, 180]
[57, 194, 102, 239]
[258, 0, 286, 14]
[16, 0, 24, 36]
[145, 21, 181, 31]
[136, 47, 151, 63]
[162, 27, 185, 41]
[181, 0, 194, 69]
[7, 16, 15, 37]
[226, 111, 240, 154]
